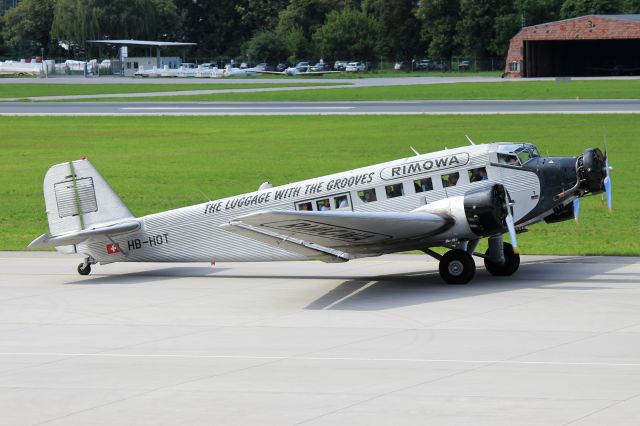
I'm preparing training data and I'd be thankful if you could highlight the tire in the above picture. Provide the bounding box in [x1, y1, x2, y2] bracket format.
[439, 250, 476, 284]
[484, 242, 520, 276]
[77, 263, 91, 276]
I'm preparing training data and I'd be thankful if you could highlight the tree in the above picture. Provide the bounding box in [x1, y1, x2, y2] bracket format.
[560, 0, 623, 18]
[282, 25, 311, 63]
[313, 8, 381, 62]
[516, 0, 563, 26]
[1, 0, 55, 55]
[417, 0, 461, 60]
[362, 0, 421, 61]
[51, 0, 178, 54]
[245, 30, 288, 64]
[457, 0, 514, 60]
[235, 0, 289, 33]
[623, 0, 640, 12]
[172, 0, 244, 58]
[489, 0, 563, 58]
[277, 0, 357, 39]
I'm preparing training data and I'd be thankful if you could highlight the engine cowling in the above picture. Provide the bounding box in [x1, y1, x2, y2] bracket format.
[414, 184, 509, 240]
[580, 148, 606, 194]
[463, 184, 509, 236]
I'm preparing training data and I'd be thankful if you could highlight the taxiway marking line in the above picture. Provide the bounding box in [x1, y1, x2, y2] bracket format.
[120, 106, 355, 110]
[1, 352, 639, 367]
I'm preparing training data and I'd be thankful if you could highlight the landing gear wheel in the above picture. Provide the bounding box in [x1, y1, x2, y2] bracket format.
[77, 263, 91, 276]
[439, 250, 476, 284]
[484, 242, 520, 276]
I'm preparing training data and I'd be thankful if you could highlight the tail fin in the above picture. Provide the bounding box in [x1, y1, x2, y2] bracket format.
[29, 158, 136, 251]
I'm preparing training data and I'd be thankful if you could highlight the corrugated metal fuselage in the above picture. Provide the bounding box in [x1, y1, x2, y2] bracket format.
[80, 144, 542, 264]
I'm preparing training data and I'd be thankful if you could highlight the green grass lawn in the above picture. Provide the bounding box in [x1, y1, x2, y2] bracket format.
[1, 114, 637, 254]
[0, 82, 347, 99]
[77, 79, 640, 102]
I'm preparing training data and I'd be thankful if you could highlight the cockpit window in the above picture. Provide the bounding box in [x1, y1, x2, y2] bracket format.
[496, 143, 540, 166]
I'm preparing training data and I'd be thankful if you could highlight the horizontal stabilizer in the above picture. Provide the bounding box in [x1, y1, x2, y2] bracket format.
[28, 220, 140, 249]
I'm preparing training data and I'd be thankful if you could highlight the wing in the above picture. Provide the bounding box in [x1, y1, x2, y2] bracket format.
[299, 71, 344, 75]
[252, 70, 287, 75]
[221, 210, 452, 262]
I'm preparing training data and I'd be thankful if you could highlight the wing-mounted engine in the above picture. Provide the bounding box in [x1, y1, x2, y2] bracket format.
[414, 184, 509, 240]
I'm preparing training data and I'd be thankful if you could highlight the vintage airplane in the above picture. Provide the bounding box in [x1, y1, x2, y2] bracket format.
[28, 141, 612, 284]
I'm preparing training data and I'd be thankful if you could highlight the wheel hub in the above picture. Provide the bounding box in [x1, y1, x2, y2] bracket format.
[448, 260, 464, 276]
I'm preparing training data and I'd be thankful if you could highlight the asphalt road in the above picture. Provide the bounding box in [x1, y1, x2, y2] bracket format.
[2, 99, 640, 115]
[1, 252, 639, 425]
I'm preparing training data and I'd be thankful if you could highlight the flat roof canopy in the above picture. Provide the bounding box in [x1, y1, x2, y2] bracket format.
[87, 40, 196, 47]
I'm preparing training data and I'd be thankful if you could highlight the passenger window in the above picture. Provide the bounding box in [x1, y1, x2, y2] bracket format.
[468, 167, 488, 182]
[357, 189, 377, 203]
[316, 199, 331, 211]
[414, 177, 433, 193]
[385, 183, 404, 198]
[334, 195, 349, 209]
[297, 202, 312, 211]
[442, 172, 460, 188]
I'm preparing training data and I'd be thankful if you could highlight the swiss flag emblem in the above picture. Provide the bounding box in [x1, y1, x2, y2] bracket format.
[106, 243, 121, 254]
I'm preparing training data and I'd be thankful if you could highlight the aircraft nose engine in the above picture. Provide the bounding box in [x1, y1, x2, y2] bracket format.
[463, 184, 509, 237]
[579, 148, 606, 194]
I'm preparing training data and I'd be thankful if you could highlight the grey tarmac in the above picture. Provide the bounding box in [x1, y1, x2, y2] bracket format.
[2, 99, 640, 116]
[1, 252, 639, 425]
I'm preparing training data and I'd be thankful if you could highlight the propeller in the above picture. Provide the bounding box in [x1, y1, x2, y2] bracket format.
[602, 140, 613, 212]
[504, 198, 519, 254]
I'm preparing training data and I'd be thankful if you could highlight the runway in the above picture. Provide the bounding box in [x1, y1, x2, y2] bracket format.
[1, 252, 639, 425]
[2, 99, 640, 115]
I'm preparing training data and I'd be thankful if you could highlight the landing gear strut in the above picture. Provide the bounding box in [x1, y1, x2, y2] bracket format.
[77, 256, 95, 276]
[438, 249, 476, 285]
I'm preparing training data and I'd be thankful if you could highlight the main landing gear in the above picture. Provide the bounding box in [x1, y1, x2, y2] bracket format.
[425, 237, 520, 285]
[77, 256, 96, 276]
[439, 250, 476, 284]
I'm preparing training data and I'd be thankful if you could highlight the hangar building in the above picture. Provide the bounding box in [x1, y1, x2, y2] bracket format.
[504, 14, 640, 78]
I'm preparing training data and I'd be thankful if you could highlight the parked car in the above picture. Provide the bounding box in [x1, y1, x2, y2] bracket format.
[415, 59, 433, 70]
[310, 62, 329, 71]
[334, 60, 349, 71]
[394, 61, 404, 71]
[276, 63, 290, 72]
[295, 61, 310, 69]
[345, 61, 367, 72]
[254, 63, 267, 70]
[458, 60, 471, 71]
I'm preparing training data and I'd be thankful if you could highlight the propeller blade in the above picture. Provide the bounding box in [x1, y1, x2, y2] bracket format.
[505, 210, 519, 254]
[604, 175, 612, 212]
[573, 198, 580, 222]
[603, 141, 612, 212]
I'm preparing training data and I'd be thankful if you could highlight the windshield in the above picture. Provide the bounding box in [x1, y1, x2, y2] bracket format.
[496, 143, 541, 166]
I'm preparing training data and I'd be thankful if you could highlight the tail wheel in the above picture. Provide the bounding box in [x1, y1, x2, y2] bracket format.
[484, 242, 520, 276]
[439, 250, 476, 284]
[77, 263, 91, 276]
